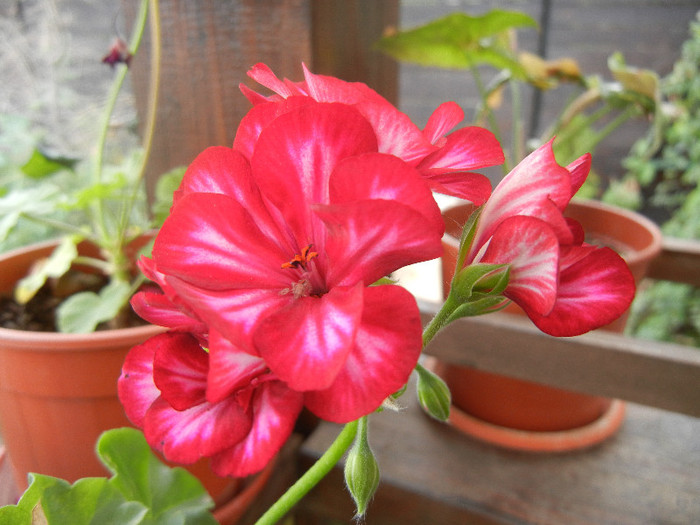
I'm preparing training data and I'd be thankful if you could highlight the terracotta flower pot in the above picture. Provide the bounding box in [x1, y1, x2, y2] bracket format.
[437, 199, 663, 451]
[0, 239, 272, 522]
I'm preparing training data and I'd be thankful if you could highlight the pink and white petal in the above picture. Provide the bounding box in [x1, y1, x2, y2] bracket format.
[238, 82, 273, 105]
[480, 216, 560, 316]
[304, 285, 423, 423]
[246, 62, 298, 98]
[152, 332, 209, 411]
[207, 330, 268, 404]
[130, 289, 205, 334]
[167, 279, 290, 354]
[254, 283, 364, 392]
[250, 103, 378, 238]
[154, 193, 291, 292]
[316, 200, 443, 288]
[144, 396, 252, 464]
[328, 153, 443, 235]
[422, 102, 465, 145]
[174, 147, 253, 205]
[233, 97, 313, 161]
[526, 246, 635, 336]
[416, 126, 504, 173]
[301, 63, 386, 105]
[476, 141, 571, 245]
[566, 153, 592, 198]
[118, 337, 161, 428]
[211, 381, 304, 477]
[353, 99, 434, 165]
[422, 171, 493, 205]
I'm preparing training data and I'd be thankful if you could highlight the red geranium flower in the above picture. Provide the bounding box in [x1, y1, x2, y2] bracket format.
[239, 62, 504, 204]
[464, 141, 635, 336]
[118, 331, 303, 477]
[145, 102, 442, 423]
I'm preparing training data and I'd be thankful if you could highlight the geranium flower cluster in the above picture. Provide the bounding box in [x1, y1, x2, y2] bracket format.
[118, 63, 634, 484]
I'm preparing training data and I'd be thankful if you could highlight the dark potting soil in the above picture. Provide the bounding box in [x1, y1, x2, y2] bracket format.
[0, 271, 147, 332]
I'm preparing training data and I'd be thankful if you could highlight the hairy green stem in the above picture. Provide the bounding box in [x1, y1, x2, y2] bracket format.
[254, 421, 359, 525]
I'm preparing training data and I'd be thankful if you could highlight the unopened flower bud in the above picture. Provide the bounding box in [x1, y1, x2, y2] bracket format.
[344, 417, 380, 518]
[416, 364, 451, 421]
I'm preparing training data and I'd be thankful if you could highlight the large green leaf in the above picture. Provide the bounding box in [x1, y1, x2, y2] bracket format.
[0, 429, 216, 525]
[376, 10, 537, 75]
[97, 428, 216, 524]
[56, 278, 132, 333]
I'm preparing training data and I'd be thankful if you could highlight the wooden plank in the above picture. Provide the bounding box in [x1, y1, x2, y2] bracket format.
[647, 237, 700, 287]
[122, 0, 313, 199]
[419, 301, 700, 418]
[298, 394, 700, 524]
[310, 0, 399, 103]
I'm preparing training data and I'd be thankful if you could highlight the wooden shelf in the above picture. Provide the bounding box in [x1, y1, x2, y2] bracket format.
[296, 386, 700, 524]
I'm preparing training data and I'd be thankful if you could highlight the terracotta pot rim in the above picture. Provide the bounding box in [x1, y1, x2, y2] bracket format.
[441, 198, 663, 268]
[0, 236, 163, 348]
[446, 397, 626, 453]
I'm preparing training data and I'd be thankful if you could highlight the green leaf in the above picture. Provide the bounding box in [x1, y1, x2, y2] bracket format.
[14, 237, 80, 304]
[152, 166, 186, 227]
[376, 10, 536, 75]
[56, 279, 132, 333]
[97, 428, 216, 524]
[41, 477, 148, 525]
[20, 148, 76, 179]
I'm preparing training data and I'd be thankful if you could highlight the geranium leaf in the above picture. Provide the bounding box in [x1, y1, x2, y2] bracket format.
[56, 279, 132, 333]
[14, 237, 79, 304]
[97, 428, 216, 524]
[20, 148, 76, 179]
[41, 477, 147, 525]
[376, 10, 536, 75]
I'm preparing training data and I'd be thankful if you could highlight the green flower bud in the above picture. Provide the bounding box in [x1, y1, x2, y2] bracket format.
[344, 417, 380, 518]
[416, 364, 451, 421]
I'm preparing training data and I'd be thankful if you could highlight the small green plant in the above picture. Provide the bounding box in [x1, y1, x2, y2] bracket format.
[0, 0, 182, 333]
[607, 13, 700, 346]
[0, 428, 217, 525]
[376, 9, 656, 177]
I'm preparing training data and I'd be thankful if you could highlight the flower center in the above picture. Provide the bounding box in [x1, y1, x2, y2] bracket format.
[280, 244, 323, 299]
[281, 244, 318, 271]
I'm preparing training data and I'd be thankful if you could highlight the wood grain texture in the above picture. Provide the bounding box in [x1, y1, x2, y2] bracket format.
[648, 237, 700, 288]
[419, 301, 700, 418]
[297, 387, 700, 524]
[123, 0, 313, 197]
[311, 0, 399, 103]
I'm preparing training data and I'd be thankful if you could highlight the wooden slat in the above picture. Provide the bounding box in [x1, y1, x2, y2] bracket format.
[310, 0, 399, 103]
[419, 300, 700, 418]
[647, 236, 700, 287]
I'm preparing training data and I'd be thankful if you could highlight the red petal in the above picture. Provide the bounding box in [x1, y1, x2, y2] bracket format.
[152, 332, 208, 411]
[480, 216, 560, 316]
[250, 103, 378, 239]
[527, 246, 636, 336]
[316, 200, 443, 287]
[305, 285, 423, 422]
[416, 126, 504, 173]
[328, 152, 443, 235]
[422, 102, 464, 145]
[212, 381, 303, 477]
[118, 337, 161, 428]
[154, 193, 291, 292]
[422, 171, 493, 204]
[254, 283, 364, 391]
[207, 330, 268, 404]
[144, 396, 252, 464]
[566, 153, 592, 198]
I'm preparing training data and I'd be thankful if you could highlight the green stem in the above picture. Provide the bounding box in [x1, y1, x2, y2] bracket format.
[117, 0, 162, 245]
[422, 294, 461, 348]
[254, 421, 359, 525]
